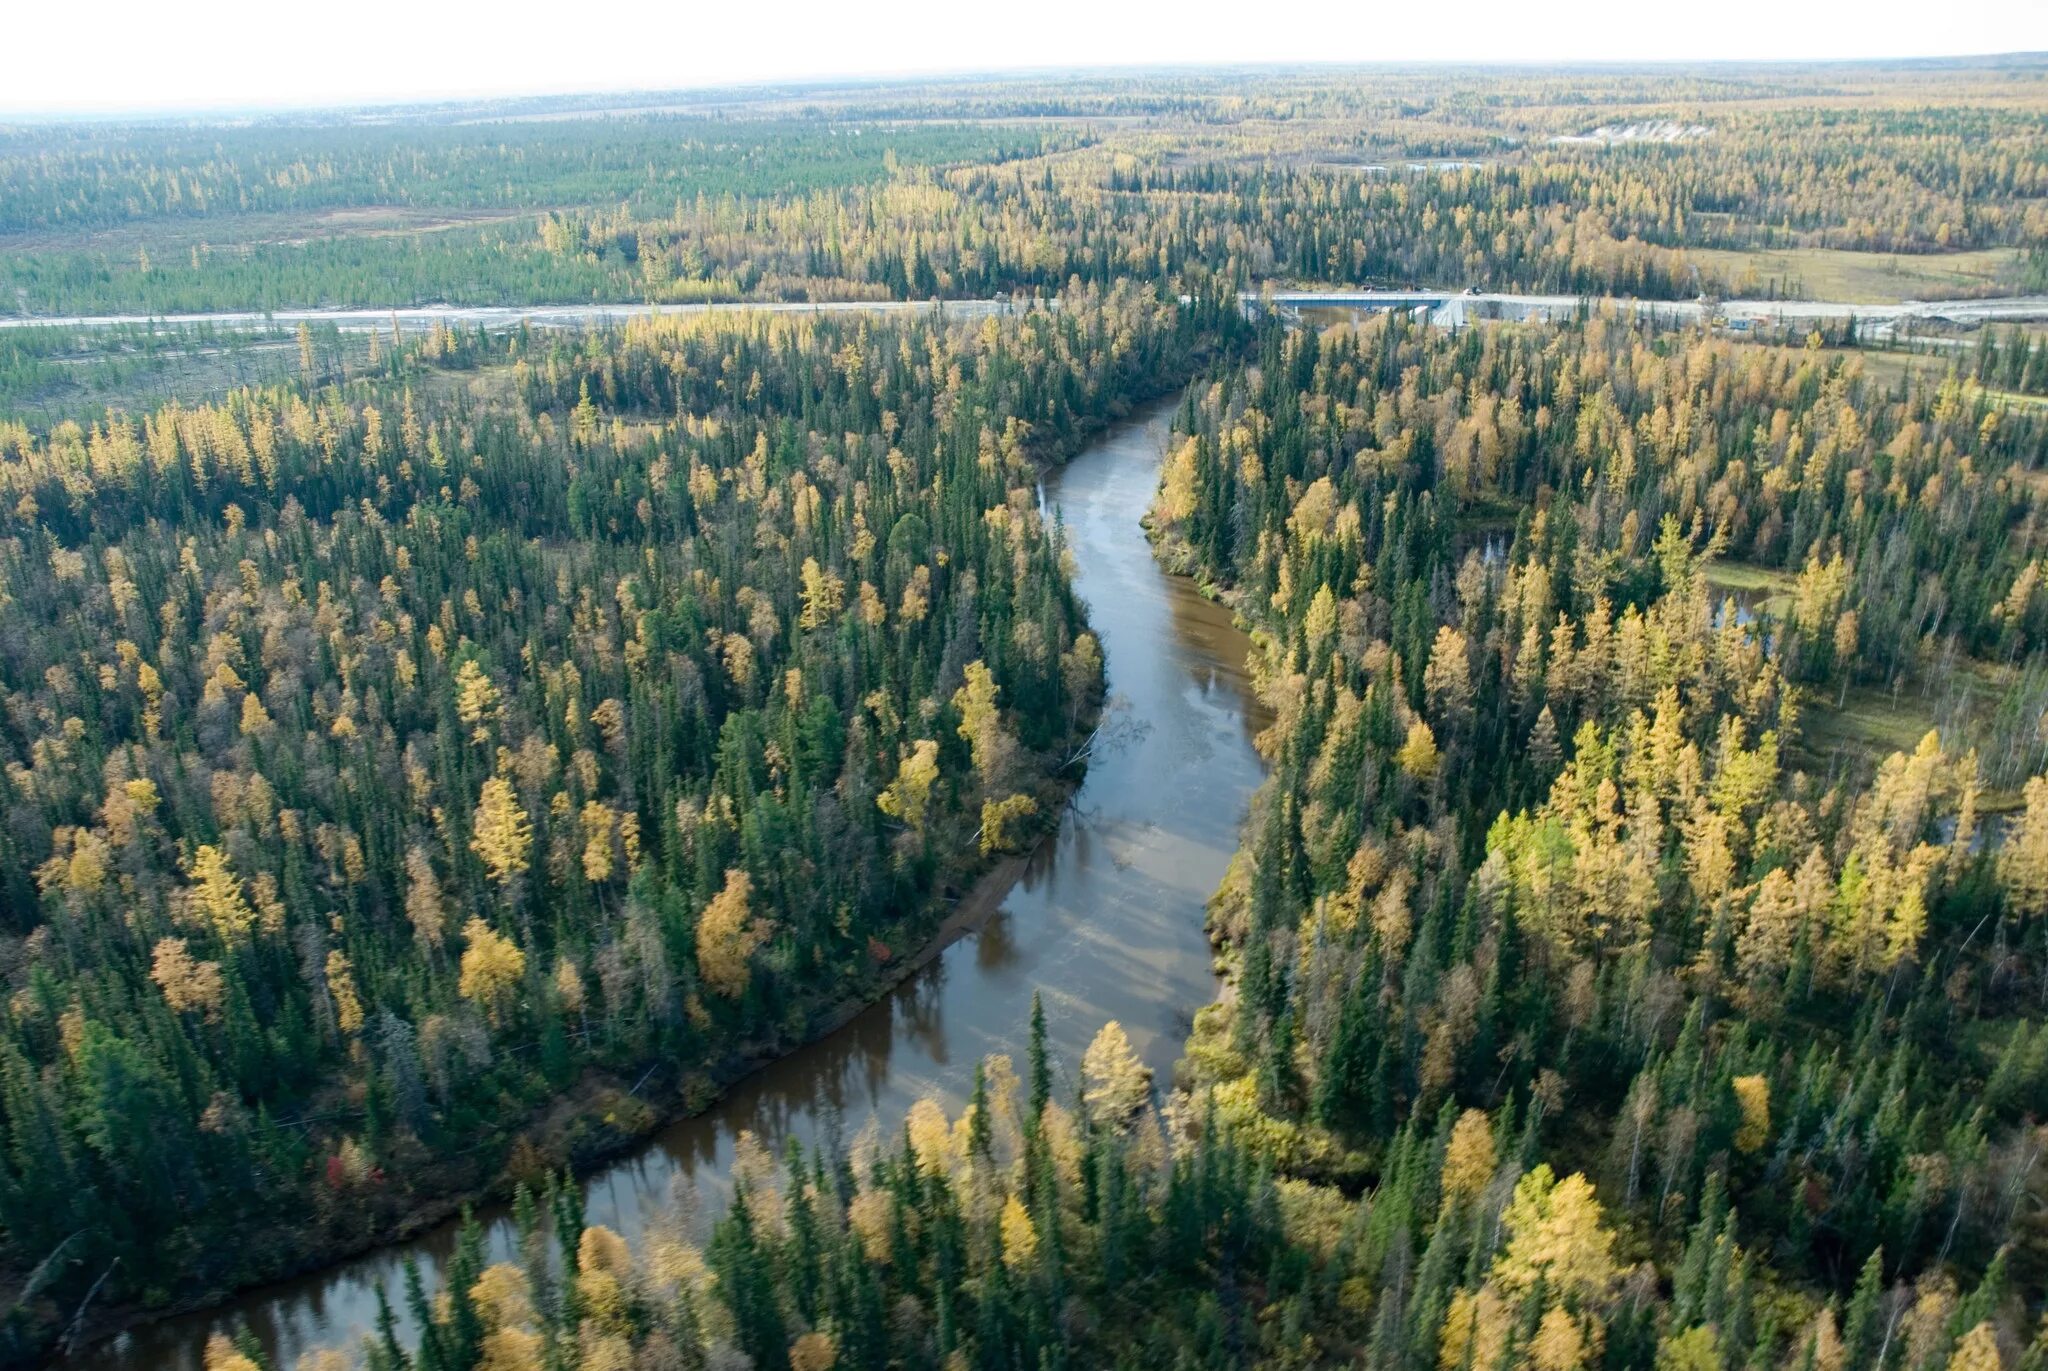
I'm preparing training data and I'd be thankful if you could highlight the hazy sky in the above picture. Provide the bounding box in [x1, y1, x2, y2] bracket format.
[9, 0, 2047, 115]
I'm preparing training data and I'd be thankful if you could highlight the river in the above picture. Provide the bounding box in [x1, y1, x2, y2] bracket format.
[68, 398, 1269, 1371]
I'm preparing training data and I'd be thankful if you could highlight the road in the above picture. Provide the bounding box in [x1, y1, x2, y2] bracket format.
[0, 298, 1009, 334]
[7, 290, 2046, 337]
[1259, 289, 2048, 335]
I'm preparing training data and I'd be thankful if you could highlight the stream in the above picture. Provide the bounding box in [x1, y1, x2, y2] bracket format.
[69, 398, 1269, 1371]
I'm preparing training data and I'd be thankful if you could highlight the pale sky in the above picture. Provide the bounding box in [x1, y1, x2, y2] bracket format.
[7, 0, 2047, 116]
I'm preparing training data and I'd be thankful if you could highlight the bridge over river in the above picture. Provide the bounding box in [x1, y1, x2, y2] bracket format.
[8, 289, 2048, 338]
[1254, 288, 2048, 337]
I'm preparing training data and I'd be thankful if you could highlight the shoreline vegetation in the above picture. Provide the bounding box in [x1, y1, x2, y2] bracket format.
[66, 766, 1071, 1362]
[0, 281, 1246, 1365]
[64, 386, 1205, 1363]
[4, 55, 2048, 1371]
[257, 305, 2048, 1371]
[59, 382, 1220, 1364]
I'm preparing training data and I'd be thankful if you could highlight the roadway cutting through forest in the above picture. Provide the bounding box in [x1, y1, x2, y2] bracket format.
[10, 289, 2048, 335]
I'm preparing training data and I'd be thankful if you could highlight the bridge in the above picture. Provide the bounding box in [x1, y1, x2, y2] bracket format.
[9, 290, 2047, 338]
[1247, 289, 2048, 336]
[1247, 290, 1593, 330]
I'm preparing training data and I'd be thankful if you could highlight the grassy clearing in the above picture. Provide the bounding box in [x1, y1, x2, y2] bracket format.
[1841, 346, 2048, 412]
[1803, 684, 1940, 761]
[1704, 559, 1795, 617]
[1846, 347, 1947, 389]
[418, 360, 520, 409]
[0, 206, 531, 256]
[1690, 245, 2027, 304]
[1797, 658, 2032, 809]
[1704, 560, 1794, 593]
[1, 335, 306, 424]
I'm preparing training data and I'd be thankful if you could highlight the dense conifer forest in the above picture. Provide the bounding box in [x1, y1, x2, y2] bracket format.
[1, 54, 2045, 1371]
[268, 312, 2048, 1371]
[0, 281, 1242, 1359]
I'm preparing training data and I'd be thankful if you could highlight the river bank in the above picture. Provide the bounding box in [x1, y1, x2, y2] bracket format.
[42, 377, 1127, 1364]
[65, 396, 1271, 1371]
[55, 828, 1055, 1365]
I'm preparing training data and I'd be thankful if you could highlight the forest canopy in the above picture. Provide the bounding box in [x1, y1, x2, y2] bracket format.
[2, 53, 2046, 1371]
[0, 280, 1242, 1355]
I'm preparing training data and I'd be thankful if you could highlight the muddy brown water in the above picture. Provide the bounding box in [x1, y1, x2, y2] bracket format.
[68, 399, 1268, 1371]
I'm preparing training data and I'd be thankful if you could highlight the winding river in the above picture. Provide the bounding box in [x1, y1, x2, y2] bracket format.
[70, 399, 1269, 1371]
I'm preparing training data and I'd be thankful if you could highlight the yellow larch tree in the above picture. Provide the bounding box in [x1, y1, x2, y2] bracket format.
[187, 843, 256, 939]
[469, 1262, 534, 1330]
[471, 776, 532, 888]
[405, 845, 448, 953]
[1491, 1166, 1618, 1306]
[1999, 775, 2048, 919]
[1081, 1020, 1151, 1127]
[458, 918, 527, 1024]
[1000, 1194, 1039, 1272]
[1731, 1075, 1770, 1153]
[1441, 1108, 1497, 1209]
[204, 1334, 262, 1371]
[293, 1351, 352, 1371]
[1397, 721, 1440, 780]
[1735, 866, 1806, 988]
[696, 867, 771, 999]
[151, 937, 225, 1018]
[1438, 1289, 1512, 1371]
[1422, 625, 1474, 732]
[953, 660, 1016, 790]
[454, 658, 501, 742]
[1529, 1307, 1591, 1371]
[1060, 632, 1102, 722]
[979, 793, 1039, 854]
[1946, 1322, 2006, 1371]
[877, 740, 941, 833]
[1155, 437, 1201, 527]
[1803, 1306, 1846, 1371]
[1656, 1326, 1723, 1371]
[846, 1189, 893, 1262]
[790, 1331, 839, 1371]
[325, 950, 365, 1037]
[798, 557, 845, 630]
[907, 1096, 957, 1175]
[554, 958, 586, 1018]
[576, 1224, 633, 1332]
[581, 801, 617, 883]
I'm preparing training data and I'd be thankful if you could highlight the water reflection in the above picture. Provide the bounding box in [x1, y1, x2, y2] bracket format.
[77, 400, 1268, 1371]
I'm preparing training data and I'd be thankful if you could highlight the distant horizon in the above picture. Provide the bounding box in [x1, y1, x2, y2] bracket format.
[8, 0, 2048, 119]
[6, 50, 2048, 124]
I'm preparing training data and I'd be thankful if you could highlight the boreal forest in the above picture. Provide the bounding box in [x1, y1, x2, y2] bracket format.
[0, 53, 2046, 1371]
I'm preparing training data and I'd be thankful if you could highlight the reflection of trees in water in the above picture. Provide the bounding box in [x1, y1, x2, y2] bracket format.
[647, 969, 916, 1179]
[974, 905, 1018, 971]
[1050, 694, 1149, 860]
[1057, 691, 1148, 773]
[894, 954, 952, 1065]
[622, 917, 977, 1234]
[1161, 579, 1269, 748]
[162, 401, 1264, 1371]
